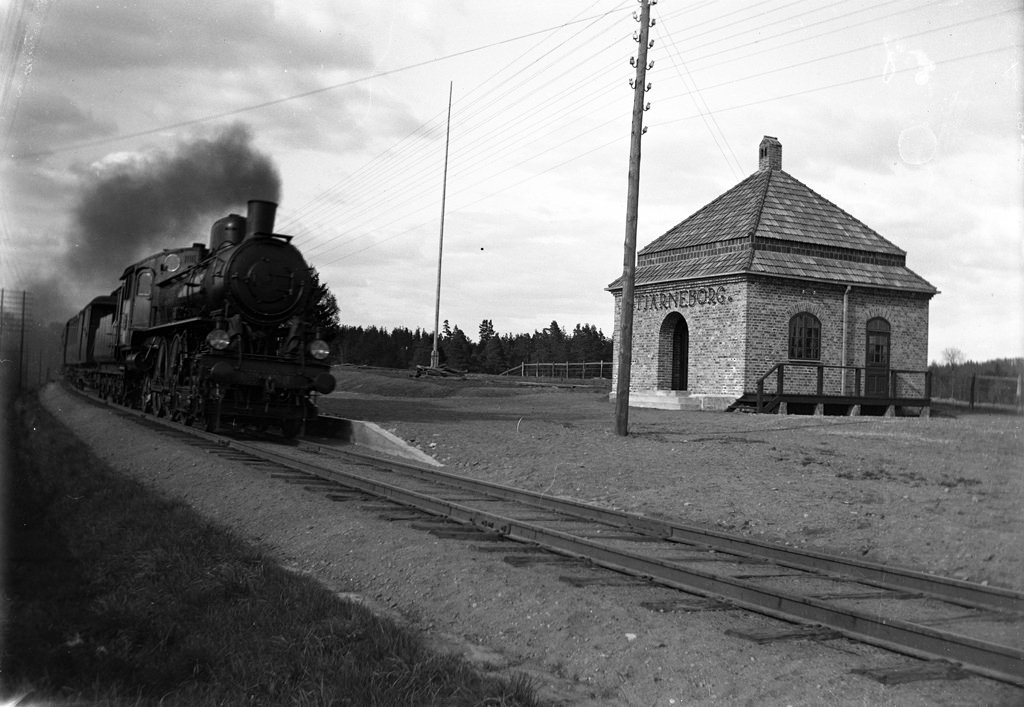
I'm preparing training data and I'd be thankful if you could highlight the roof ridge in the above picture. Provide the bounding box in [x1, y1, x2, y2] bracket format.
[641, 171, 764, 252]
[746, 168, 773, 269]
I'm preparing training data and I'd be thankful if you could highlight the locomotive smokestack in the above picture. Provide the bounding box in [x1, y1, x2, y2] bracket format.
[246, 199, 277, 239]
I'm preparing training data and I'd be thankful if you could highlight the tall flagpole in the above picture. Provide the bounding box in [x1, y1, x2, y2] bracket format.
[431, 82, 454, 369]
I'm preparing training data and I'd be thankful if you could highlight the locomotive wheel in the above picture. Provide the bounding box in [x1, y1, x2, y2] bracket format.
[152, 338, 172, 417]
[141, 376, 155, 414]
[167, 334, 190, 421]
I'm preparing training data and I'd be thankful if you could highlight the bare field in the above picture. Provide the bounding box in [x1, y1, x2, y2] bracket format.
[322, 366, 1024, 589]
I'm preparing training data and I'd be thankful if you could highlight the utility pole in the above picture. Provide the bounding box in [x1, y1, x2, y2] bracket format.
[615, 0, 655, 436]
[18, 290, 27, 392]
[431, 82, 454, 370]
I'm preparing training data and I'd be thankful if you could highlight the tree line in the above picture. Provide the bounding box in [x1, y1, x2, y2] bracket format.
[308, 271, 612, 372]
[930, 349, 1023, 378]
[331, 320, 613, 374]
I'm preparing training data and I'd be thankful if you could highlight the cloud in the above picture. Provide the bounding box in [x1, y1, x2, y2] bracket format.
[36, 1, 372, 74]
[7, 90, 118, 159]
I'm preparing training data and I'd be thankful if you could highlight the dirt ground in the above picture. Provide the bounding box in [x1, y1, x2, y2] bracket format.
[38, 369, 1024, 706]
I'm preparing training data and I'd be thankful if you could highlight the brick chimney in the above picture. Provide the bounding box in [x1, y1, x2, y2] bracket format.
[758, 135, 782, 171]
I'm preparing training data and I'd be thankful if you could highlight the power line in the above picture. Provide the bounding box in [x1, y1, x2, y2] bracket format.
[307, 40, 1019, 266]
[655, 6, 1020, 109]
[286, 6, 632, 247]
[654, 14, 744, 179]
[291, 1, 1018, 263]
[13, 7, 631, 160]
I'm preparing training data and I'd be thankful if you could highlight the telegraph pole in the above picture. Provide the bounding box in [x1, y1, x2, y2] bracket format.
[431, 82, 454, 370]
[615, 0, 655, 436]
[18, 290, 27, 392]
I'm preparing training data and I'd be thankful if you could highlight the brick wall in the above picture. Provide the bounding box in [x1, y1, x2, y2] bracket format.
[610, 276, 747, 395]
[611, 275, 931, 399]
[847, 288, 931, 397]
[744, 278, 930, 395]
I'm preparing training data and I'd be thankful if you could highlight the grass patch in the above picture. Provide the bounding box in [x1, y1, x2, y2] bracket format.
[3, 393, 541, 706]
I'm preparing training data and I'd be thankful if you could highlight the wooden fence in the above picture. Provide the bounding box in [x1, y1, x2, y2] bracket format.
[929, 372, 1023, 411]
[500, 361, 612, 380]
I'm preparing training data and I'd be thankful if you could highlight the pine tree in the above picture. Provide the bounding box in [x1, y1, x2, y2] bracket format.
[443, 325, 473, 370]
[481, 335, 506, 373]
[308, 268, 341, 338]
[478, 319, 495, 343]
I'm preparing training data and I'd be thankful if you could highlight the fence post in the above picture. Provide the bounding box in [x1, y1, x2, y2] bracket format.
[970, 374, 976, 410]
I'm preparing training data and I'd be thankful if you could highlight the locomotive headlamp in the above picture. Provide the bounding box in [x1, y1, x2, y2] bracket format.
[309, 339, 330, 360]
[206, 329, 231, 350]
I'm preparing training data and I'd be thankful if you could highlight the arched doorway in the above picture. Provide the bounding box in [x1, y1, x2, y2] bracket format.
[660, 312, 689, 391]
[865, 317, 891, 397]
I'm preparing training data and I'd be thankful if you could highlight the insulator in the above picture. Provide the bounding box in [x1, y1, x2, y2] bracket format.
[647, 60, 655, 70]
[646, 82, 652, 91]
[629, 78, 636, 89]
[644, 102, 651, 111]
[633, 30, 639, 41]
[633, 10, 639, 20]
[648, 39, 655, 48]
[642, 125, 649, 134]
[630, 56, 636, 67]
[650, 18, 657, 27]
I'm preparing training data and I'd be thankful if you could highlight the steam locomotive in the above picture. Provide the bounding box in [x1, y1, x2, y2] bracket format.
[62, 200, 336, 437]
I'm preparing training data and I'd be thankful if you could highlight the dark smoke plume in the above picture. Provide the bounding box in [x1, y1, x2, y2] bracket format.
[69, 122, 280, 286]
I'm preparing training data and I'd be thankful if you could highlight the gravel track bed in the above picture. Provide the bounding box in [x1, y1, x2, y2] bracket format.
[40, 372, 1024, 706]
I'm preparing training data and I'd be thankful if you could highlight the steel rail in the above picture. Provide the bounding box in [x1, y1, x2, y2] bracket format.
[234, 441, 1024, 687]
[297, 440, 1024, 616]
[72, 390, 1024, 687]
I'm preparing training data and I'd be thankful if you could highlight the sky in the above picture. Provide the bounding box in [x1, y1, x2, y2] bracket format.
[1, 0, 1021, 363]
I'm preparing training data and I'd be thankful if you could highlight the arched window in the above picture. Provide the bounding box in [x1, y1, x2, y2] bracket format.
[865, 318, 891, 396]
[788, 312, 821, 360]
[132, 269, 154, 328]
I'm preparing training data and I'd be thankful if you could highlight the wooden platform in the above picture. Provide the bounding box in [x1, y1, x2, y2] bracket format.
[728, 392, 931, 417]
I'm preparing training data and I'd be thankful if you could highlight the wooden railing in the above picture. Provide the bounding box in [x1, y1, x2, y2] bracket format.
[754, 362, 932, 413]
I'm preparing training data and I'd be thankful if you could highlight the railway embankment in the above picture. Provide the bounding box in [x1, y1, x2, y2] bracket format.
[22, 374, 1024, 705]
[2, 390, 540, 706]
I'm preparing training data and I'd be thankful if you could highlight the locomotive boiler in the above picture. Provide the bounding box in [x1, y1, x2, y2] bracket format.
[62, 200, 336, 437]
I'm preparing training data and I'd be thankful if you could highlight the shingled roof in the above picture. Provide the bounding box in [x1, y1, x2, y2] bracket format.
[608, 136, 937, 294]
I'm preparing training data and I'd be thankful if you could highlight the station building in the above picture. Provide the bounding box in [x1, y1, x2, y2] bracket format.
[607, 136, 938, 414]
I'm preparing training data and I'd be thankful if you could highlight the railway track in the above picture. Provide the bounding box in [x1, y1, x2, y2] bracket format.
[72, 390, 1024, 688]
